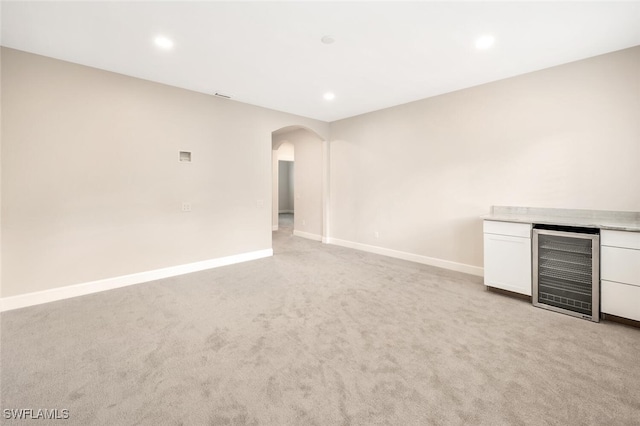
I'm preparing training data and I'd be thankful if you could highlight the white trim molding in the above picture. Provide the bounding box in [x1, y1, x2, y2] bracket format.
[326, 238, 483, 277]
[293, 230, 323, 242]
[0, 249, 273, 312]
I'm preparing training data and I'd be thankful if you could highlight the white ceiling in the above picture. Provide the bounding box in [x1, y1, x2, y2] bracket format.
[2, 1, 640, 122]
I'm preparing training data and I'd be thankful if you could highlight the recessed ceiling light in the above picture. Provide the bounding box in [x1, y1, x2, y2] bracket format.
[475, 35, 495, 50]
[154, 36, 174, 50]
[321, 35, 335, 45]
[323, 92, 335, 101]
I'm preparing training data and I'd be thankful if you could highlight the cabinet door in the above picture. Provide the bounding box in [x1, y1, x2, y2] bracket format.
[601, 280, 640, 322]
[484, 233, 532, 295]
[601, 246, 640, 286]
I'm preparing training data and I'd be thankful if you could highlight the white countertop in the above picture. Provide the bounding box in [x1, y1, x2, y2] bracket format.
[482, 206, 640, 232]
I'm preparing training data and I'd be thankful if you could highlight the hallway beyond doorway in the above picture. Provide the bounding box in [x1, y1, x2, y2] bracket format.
[278, 213, 293, 234]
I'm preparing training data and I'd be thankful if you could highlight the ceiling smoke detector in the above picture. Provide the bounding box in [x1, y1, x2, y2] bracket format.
[321, 35, 335, 45]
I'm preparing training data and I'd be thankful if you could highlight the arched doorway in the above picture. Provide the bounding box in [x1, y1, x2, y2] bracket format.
[271, 126, 328, 244]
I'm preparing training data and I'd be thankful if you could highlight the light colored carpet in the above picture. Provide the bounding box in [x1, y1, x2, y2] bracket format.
[2, 217, 640, 425]
[278, 212, 293, 231]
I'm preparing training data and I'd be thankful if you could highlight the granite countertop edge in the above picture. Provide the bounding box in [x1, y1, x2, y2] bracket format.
[481, 214, 640, 232]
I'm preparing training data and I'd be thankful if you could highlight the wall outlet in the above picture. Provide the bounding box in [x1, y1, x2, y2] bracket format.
[181, 202, 192, 212]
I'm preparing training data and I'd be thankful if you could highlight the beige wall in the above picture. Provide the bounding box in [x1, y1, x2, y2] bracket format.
[272, 129, 324, 238]
[0, 48, 328, 297]
[277, 142, 294, 161]
[3, 45, 639, 298]
[329, 46, 640, 271]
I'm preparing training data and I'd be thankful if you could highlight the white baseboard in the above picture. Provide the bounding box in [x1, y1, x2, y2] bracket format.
[293, 230, 322, 242]
[0, 249, 273, 312]
[326, 238, 483, 277]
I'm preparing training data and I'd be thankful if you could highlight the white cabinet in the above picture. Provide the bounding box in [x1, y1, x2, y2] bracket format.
[601, 281, 640, 321]
[601, 230, 640, 321]
[483, 220, 532, 296]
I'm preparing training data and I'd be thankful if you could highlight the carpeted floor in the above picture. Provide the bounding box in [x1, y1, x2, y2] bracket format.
[1, 214, 639, 425]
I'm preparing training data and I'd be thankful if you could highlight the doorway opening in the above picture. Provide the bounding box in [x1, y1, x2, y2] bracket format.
[277, 142, 295, 235]
[271, 125, 326, 245]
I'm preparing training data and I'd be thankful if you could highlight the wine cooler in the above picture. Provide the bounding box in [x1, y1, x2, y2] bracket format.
[533, 224, 600, 322]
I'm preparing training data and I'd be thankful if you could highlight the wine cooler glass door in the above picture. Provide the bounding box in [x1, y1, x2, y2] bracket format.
[533, 228, 599, 322]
